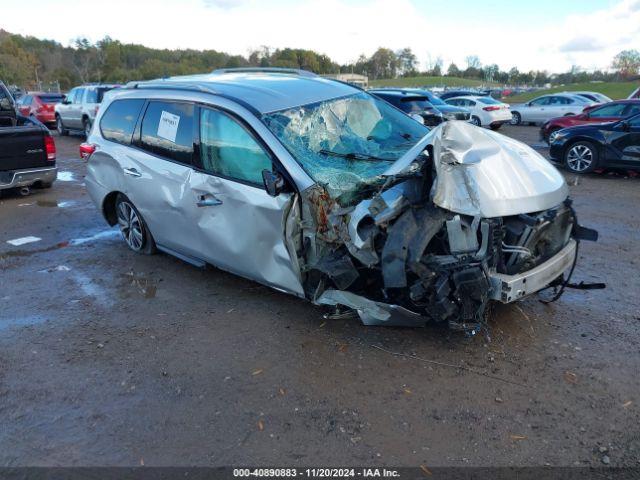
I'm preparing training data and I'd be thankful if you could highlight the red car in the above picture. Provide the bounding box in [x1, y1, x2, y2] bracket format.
[541, 100, 640, 143]
[17, 92, 65, 128]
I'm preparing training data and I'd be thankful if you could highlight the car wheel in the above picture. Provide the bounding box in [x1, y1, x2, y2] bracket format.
[564, 141, 599, 174]
[470, 116, 481, 126]
[489, 123, 502, 131]
[510, 112, 521, 125]
[56, 115, 68, 136]
[38, 181, 54, 189]
[115, 194, 156, 254]
[83, 118, 91, 137]
[546, 128, 561, 144]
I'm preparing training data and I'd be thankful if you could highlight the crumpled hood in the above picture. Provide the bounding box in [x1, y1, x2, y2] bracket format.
[429, 121, 569, 217]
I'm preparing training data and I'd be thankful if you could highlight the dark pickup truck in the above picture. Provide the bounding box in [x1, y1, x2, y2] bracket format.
[1, 82, 57, 194]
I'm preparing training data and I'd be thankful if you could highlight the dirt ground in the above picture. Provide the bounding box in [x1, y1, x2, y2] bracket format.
[0, 125, 638, 468]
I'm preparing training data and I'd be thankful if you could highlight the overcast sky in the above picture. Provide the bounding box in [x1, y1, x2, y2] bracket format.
[2, 0, 639, 73]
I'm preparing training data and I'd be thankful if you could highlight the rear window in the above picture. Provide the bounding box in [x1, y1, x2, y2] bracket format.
[477, 97, 500, 105]
[140, 101, 194, 164]
[38, 94, 64, 104]
[86, 87, 116, 104]
[100, 99, 145, 145]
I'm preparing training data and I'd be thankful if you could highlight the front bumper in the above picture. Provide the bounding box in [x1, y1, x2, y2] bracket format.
[488, 239, 577, 303]
[0, 166, 57, 190]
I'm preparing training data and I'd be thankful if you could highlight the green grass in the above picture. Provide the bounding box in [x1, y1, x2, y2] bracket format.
[506, 81, 639, 103]
[370, 76, 497, 88]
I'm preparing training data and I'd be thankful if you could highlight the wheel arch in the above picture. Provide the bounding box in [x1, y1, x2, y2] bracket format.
[102, 191, 121, 226]
[562, 136, 604, 158]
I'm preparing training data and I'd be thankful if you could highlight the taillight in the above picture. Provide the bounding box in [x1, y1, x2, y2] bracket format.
[79, 143, 96, 160]
[44, 136, 56, 162]
[483, 106, 501, 111]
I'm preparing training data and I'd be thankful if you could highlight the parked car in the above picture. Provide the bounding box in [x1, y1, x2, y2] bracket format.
[510, 93, 595, 126]
[0, 81, 17, 127]
[444, 96, 511, 129]
[628, 86, 640, 99]
[439, 89, 489, 100]
[370, 88, 471, 123]
[17, 92, 65, 128]
[549, 112, 640, 174]
[565, 91, 612, 104]
[82, 68, 595, 332]
[0, 114, 57, 195]
[55, 84, 119, 137]
[541, 100, 640, 143]
[369, 90, 444, 126]
[405, 89, 471, 121]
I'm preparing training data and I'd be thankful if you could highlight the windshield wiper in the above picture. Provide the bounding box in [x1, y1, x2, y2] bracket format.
[318, 149, 394, 162]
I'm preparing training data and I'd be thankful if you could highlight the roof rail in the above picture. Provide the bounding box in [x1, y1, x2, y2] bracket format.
[211, 67, 318, 77]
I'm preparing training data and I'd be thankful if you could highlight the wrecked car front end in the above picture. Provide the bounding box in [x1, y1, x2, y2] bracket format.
[262, 94, 596, 332]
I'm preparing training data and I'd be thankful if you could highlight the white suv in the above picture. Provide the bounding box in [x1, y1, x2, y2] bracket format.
[55, 84, 119, 137]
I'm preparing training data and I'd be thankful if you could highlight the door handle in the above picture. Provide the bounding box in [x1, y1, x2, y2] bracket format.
[196, 194, 223, 207]
[123, 167, 141, 177]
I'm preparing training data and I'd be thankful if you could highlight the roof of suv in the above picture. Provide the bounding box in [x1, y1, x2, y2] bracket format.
[127, 69, 360, 114]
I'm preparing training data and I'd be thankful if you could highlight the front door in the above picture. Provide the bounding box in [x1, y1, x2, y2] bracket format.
[188, 106, 303, 295]
[609, 116, 640, 166]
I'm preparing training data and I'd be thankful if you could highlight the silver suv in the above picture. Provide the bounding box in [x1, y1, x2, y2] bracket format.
[83, 68, 596, 331]
[55, 84, 119, 137]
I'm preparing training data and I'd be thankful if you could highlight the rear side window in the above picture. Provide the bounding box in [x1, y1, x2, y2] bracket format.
[199, 108, 272, 185]
[624, 104, 640, 117]
[140, 101, 194, 164]
[100, 99, 145, 145]
[38, 94, 64, 104]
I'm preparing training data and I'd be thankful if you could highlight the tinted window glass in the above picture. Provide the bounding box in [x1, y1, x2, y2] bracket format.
[200, 108, 272, 185]
[629, 115, 640, 127]
[38, 94, 64, 104]
[140, 101, 194, 164]
[624, 104, 640, 117]
[86, 89, 98, 103]
[399, 97, 433, 113]
[590, 103, 627, 117]
[100, 99, 145, 145]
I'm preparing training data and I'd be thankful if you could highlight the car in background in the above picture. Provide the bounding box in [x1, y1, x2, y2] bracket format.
[628, 86, 640, 99]
[0, 81, 17, 127]
[510, 93, 595, 126]
[541, 100, 640, 143]
[566, 91, 612, 104]
[404, 89, 471, 121]
[439, 89, 489, 100]
[444, 96, 511, 129]
[370, 88, 471, 123]
[17, 92, 65, 128]
[55, 84, 119, 137]
[370, 90, 444, 126]
[549, 113, 640, 174]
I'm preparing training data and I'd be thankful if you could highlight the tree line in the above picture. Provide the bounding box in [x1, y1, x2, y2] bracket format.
[1, 29, 638, 90]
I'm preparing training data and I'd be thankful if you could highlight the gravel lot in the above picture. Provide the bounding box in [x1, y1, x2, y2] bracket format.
[0, 125, 638, 468]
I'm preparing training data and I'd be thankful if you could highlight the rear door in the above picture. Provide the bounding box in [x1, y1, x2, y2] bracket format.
[123, 100, 204, 257]
[187, 105, 303, 294]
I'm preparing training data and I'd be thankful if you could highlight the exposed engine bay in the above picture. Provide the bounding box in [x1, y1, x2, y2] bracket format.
[283, 121, 597, 332]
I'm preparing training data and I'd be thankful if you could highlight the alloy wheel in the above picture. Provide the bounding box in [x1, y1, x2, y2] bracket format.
[116, 201, 144, 251]
[566, 144, 593, 172]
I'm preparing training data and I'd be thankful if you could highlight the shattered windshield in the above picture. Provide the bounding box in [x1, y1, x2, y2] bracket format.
[262, 92, 429, 198]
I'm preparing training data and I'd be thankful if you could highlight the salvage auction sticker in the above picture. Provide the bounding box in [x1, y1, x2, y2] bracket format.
[157, 110, 180, 143]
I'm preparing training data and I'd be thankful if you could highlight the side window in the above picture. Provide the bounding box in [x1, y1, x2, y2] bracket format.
[85, 89, 98, 103]
[100, 99, 145, 145]
[590, 103, 627, 117]
[140, 101, 194, 164]
[199, 108, 272, 185]
[75, 88, 85, 103]
[467, 100, 476, 107]
[66, 89, 77, 104]
[22, 95, 32, 106]
[629, 115, 640, 127]
[530, 97, 549, 106]
[622, 104, 640, 117]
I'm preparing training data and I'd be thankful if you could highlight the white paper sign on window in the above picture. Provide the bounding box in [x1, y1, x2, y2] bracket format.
[157, 111, 180, 143]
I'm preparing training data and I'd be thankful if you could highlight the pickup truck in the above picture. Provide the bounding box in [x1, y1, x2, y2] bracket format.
[0, 82, 57, 194]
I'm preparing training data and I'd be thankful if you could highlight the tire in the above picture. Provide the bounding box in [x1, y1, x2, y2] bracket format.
[489, 123, 502, 131]
[546, 128, 561, 144]
[564, 141, 599, 174]
[510, 112, 521, 125]
[115, 194, 157, 254]
[56, 115, 69, 136]
[470, 116, 481, 127]
[39, 181, 54, 189]
[83, 117, 91, 138]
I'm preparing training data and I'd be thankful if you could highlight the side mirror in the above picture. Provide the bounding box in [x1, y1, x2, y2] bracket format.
[262, 169, 285, 197]
[618, 120, 630, 132]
